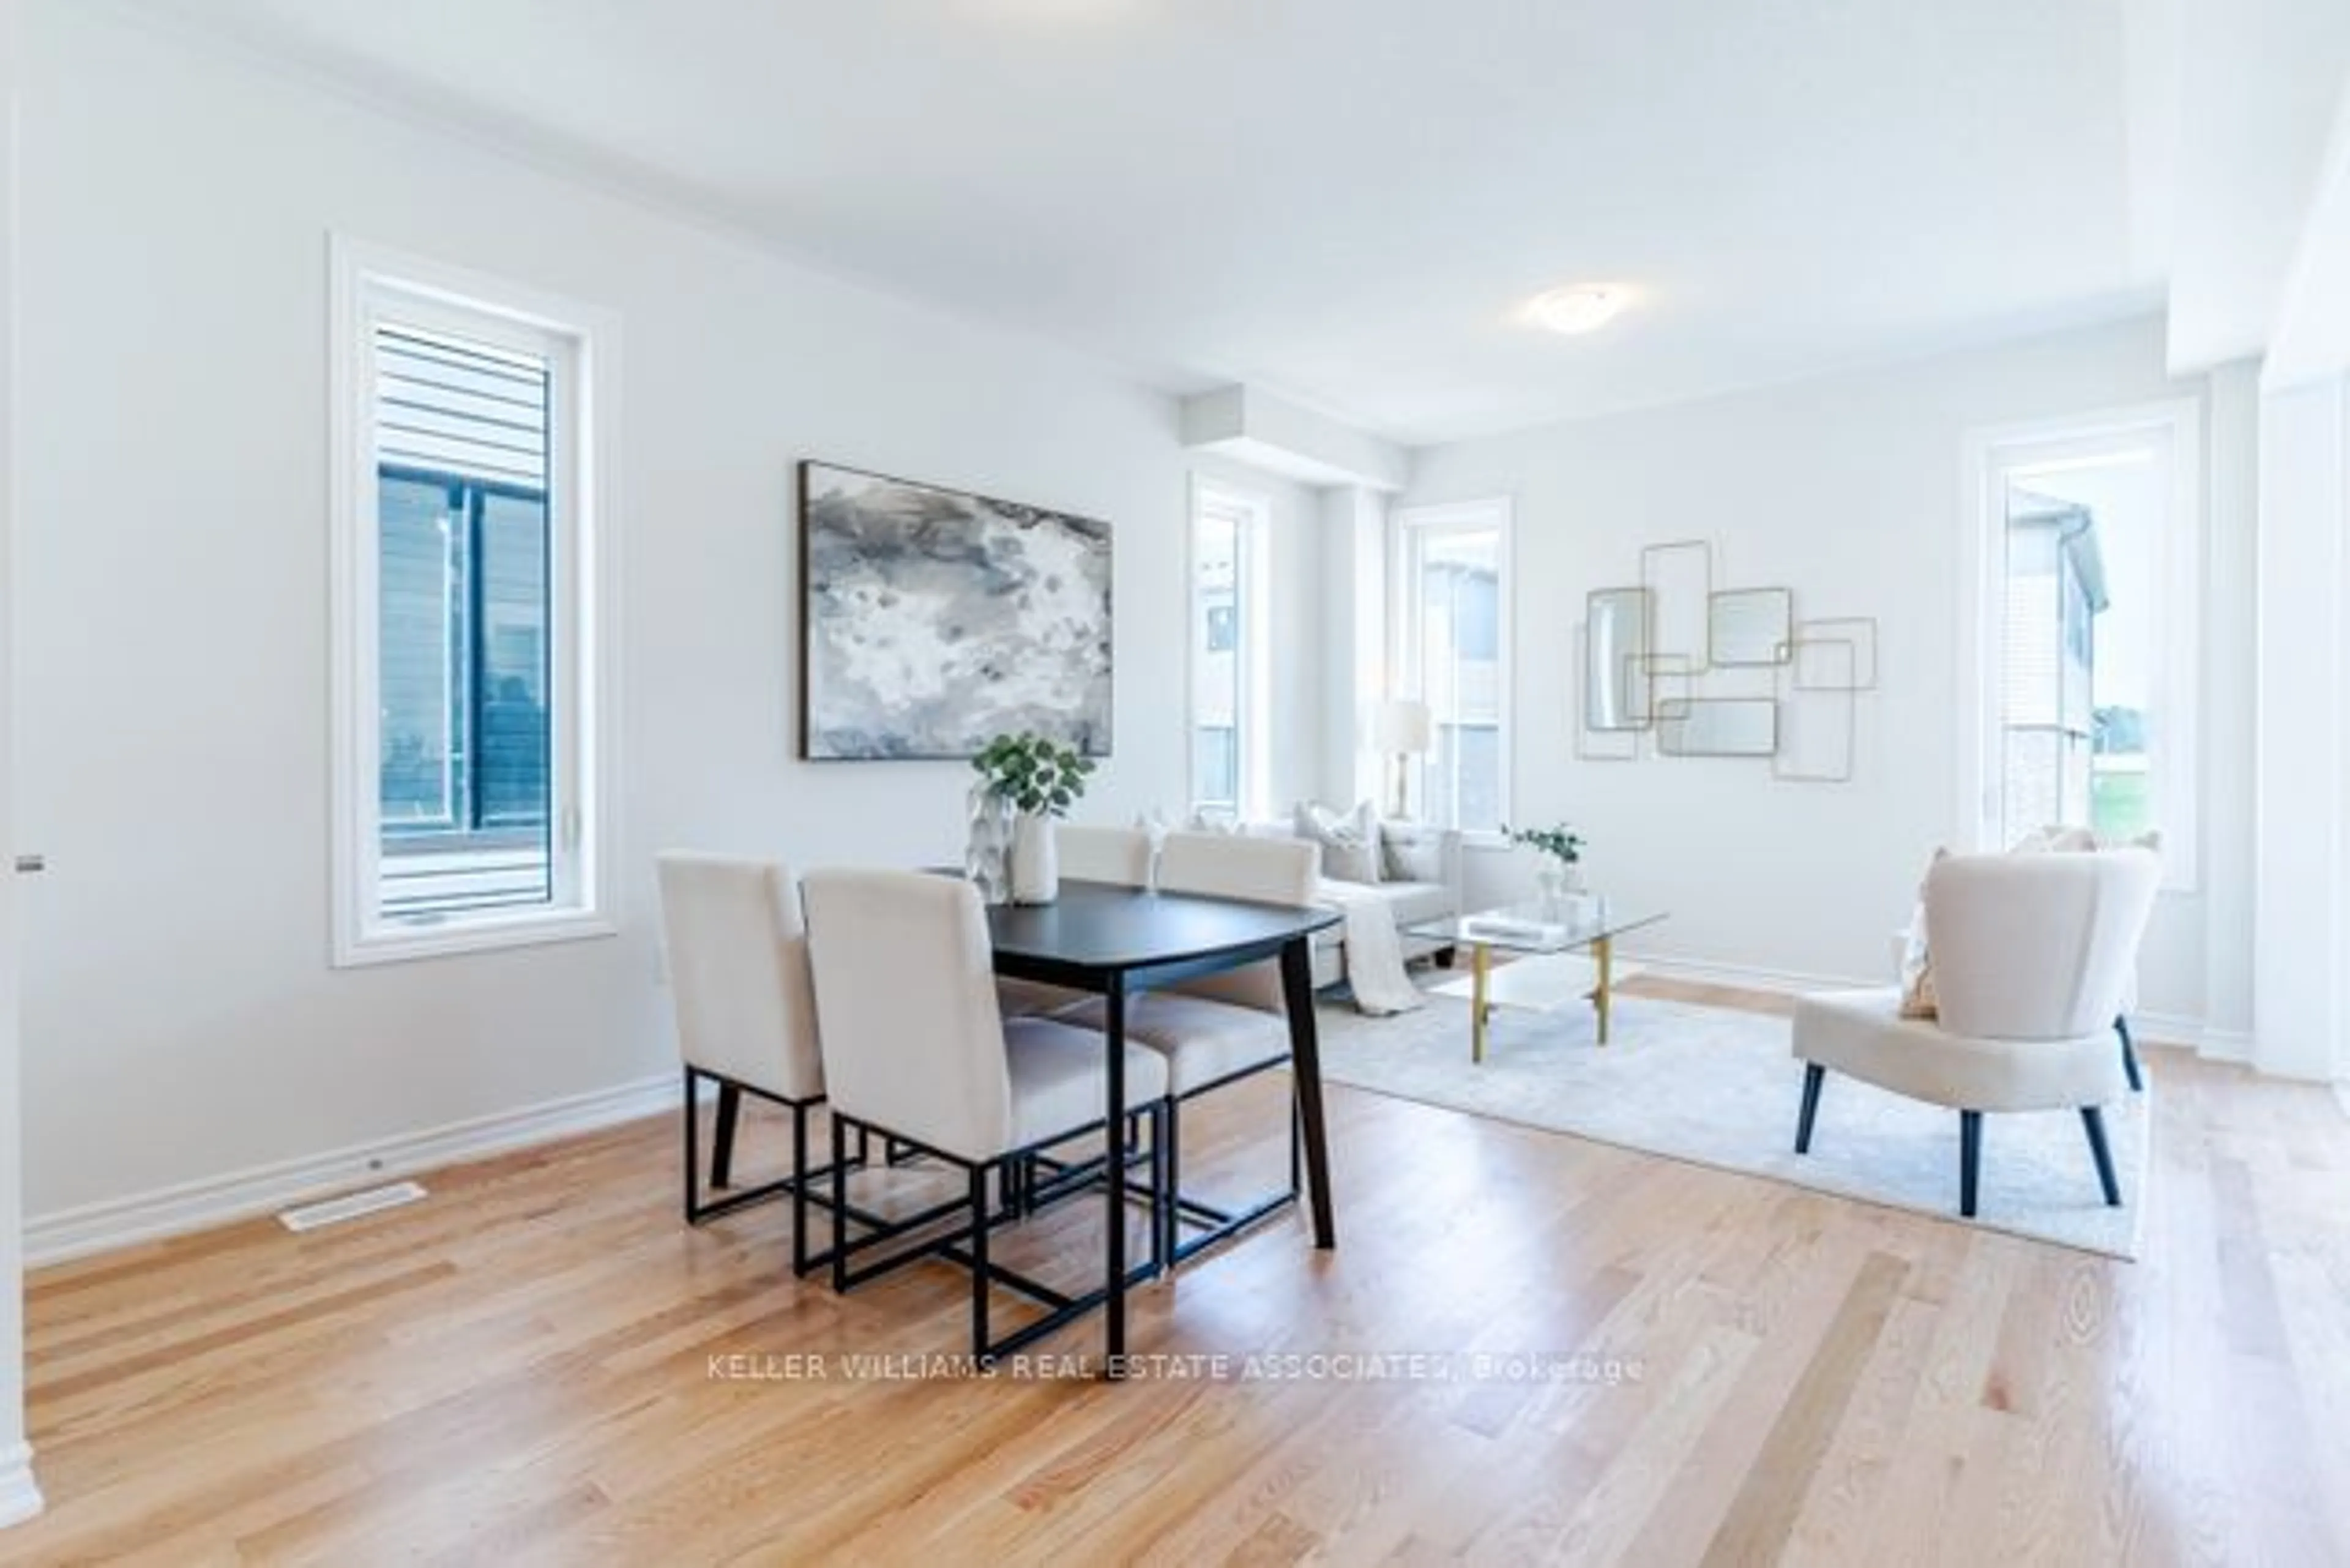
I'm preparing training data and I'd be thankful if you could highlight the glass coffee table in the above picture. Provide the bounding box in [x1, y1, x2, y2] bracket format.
[1404, 898, 1667, 1062]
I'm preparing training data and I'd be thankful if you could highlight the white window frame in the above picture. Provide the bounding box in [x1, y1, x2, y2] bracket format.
[1958, 398, 2201, 892]
[329, 236, 621, 966]
[1186, 477, 1271, 820]
[1392, 496, 1514, 840]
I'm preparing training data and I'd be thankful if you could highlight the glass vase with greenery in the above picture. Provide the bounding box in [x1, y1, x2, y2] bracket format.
[1504, 822, 1586, 899]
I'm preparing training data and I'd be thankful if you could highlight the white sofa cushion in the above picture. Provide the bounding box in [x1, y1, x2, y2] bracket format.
[1381, 822, 1447, 884]
[1293, 801, 1382, 884]
[1794, 988, 2125, 1113]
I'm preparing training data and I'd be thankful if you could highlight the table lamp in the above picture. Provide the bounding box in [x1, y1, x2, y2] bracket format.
[1373, 698, 1431, 819]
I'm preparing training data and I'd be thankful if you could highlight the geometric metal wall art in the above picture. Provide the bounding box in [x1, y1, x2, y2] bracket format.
[1572, 621, 1640, 761]
[1639, 540, 1714, 674]
[1774, 636, 1859, 782]
[1576, 543, 1878, 783]
[1789, 616, 1878, 690]
[1656, 696, 1779, 757]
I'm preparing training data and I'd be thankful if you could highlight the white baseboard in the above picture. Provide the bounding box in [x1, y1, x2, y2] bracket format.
[0, 1443, 42, 1529]
[26, 1073, 678, 1268]
[2200, 1030, 2256, 1064]
[1624, 953, 1876, 998]
[2137, 1014, 2246, 1059]
[2335, 1084, 2350, 1121]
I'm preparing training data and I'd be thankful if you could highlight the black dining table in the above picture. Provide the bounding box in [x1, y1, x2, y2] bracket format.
[985, 878, 1341, 1367]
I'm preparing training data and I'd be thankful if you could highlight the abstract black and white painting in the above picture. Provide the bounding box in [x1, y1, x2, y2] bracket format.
[799, 461, 1113, 760]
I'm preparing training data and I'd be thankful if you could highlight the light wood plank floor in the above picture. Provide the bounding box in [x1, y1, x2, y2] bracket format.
[6, 980, 2348, 1566]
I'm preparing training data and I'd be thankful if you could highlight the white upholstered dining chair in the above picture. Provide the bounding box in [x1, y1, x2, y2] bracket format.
[1792, 847, 2160, 1217]
[655, 852, 834, 1274]
[1061, 831, 1321, 1264]
[994, 824, 1155, 1020]
[799, 868, 1169, 1357]
[1058, 823, 1155, 887]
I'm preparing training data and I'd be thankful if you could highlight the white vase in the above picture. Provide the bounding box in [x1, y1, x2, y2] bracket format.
[1009, 813, 1059, 905]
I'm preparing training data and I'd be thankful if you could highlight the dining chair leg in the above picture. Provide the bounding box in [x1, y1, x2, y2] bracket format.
[1160, 1096, 1183, 1269]
[1147, 1106, 1168, 1275]
[711, 1083, 742, 1190]
[681, 1067, 700, 1223]
[2116, 1015, 2143, 1093]
[969, 1164, 992, 1361]
[1959, 1110, 1983, 1219]
[829, 1115, 851, 1295]
[791, 1101, 811, 1278]
[1795, 1063, 1826, 1154]
[2081, 1107, 2122, 1206]
[1103, 973, 1129, 1369]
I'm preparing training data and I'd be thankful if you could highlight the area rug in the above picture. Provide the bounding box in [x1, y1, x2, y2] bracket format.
[1315, 991, 2149, 1258]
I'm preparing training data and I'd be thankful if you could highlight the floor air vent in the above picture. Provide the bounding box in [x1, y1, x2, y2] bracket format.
[278, 1181, 428, 1233]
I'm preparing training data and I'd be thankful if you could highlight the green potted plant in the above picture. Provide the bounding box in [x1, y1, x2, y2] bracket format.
[973, 732, 1096, 904]
[1504, 822, 1586, 901]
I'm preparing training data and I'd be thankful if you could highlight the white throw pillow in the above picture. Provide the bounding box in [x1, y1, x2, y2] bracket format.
[1381, 824, 1445, 885]
[1898, 848, 1950, 1020]
[1294, 800, 1382, 884]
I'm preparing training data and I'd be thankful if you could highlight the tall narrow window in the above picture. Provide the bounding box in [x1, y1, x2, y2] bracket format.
[1965, 403, 2199, 886]
[332, 242, 616, 963]
[1188, 483, 1270, 819]
[1395, 500, 1511, 834]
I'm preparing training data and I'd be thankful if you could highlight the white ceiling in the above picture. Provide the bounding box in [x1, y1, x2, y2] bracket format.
[2150, 0, 2350, 373]
[144, 0, 2168, 444]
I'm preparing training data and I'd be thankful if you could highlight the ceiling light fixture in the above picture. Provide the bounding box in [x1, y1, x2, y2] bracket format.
[1528, 285, 1628, 335]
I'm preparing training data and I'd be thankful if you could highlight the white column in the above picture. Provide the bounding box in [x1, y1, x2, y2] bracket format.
[1317, 485, 1388, 809]
[2199, 360, 2260, 1058]
[2251, 371, 2350, 1081]
[0, 0, 45, 1526]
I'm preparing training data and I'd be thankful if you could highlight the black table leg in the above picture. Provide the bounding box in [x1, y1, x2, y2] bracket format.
[1103, 971, 1128, 1374]
[1280, 938, 1336, 1249]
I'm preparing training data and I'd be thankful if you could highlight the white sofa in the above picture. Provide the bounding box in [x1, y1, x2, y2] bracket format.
[1238, 817, 1464, 990]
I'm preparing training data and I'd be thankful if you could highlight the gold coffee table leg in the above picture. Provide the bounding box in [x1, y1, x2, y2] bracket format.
[1593, 935, 1614, 1045]
[1471, 941, 1491, 1063]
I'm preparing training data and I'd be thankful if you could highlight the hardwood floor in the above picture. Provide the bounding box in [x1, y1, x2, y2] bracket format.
[6, 981, 2348, 1566]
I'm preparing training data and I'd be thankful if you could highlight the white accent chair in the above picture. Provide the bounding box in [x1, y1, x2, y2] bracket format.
[654, 853, 833, 1273]
[995, 824, 1154, 1019]
[1062, 831, 1321, 1263]
[1793, 848, 2160, 1217]
[800, 869, 1169, 1357]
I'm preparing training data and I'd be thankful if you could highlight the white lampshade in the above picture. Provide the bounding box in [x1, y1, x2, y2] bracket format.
[1373, 698, 1432, 755]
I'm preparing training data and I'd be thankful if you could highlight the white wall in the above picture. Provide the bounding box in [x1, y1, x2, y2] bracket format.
[1318, 487, 1388, 812]
[0, 0, 48, 1529]
[1400, 318, 2250, 1039]
[2251, 371, 2350, 1081]
[1185, 455, 1327, 817]
[9, 3, 1276, 1225]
